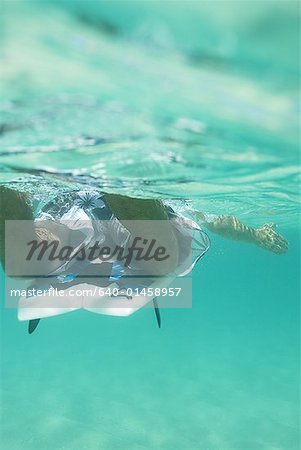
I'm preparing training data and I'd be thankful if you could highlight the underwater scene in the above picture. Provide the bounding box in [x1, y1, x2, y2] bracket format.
[0, 1, 300, 449]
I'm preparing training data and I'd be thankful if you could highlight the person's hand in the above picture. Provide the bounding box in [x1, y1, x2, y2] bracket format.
[255, 223, 288, 254]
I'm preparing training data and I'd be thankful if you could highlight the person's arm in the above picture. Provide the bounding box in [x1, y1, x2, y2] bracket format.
[104, 194, 178, 275]
[194, 212, 288, 254]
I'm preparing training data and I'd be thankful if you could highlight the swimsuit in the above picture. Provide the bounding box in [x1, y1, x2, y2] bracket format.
[17, 188, 210, 320]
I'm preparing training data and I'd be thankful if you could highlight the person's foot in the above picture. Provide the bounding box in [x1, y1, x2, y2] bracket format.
[255, 223, 288, 254]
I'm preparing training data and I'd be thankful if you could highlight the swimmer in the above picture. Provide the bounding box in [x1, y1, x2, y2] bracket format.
[0, 184, 288, 333]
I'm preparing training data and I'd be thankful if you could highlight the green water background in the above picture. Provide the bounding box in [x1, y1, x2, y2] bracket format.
[1, 232, 300, 449]
[0, 1, 300, 449]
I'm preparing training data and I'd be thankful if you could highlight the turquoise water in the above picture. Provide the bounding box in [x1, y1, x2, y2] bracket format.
[0, 1, 300, 449]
